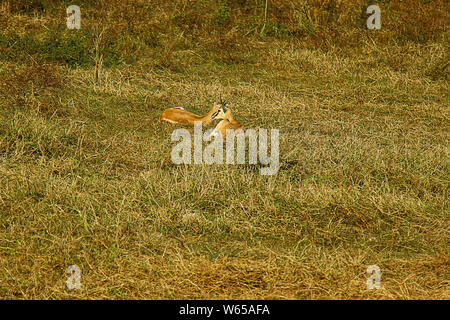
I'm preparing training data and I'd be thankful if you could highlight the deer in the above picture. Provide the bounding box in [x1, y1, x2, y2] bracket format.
[160, 101, 226, 126]
[209, 108, 244, 139]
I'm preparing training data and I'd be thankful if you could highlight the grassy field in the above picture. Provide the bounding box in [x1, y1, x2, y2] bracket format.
[0, 0, 448, 299]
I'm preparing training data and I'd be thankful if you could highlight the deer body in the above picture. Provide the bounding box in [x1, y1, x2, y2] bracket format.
[160, 103, 224, 126]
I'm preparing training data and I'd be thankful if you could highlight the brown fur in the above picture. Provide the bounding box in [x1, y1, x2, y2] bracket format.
[160, 103, 225, 126]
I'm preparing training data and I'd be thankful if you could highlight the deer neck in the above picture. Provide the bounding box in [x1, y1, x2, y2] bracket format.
[199, 106, 218, 124]
[226, 111, 234, 122]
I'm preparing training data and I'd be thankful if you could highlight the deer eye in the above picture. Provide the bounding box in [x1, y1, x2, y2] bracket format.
[211, 110, 220, 119]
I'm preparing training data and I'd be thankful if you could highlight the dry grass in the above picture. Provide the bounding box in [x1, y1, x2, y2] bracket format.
[0, 0, 448, 299]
